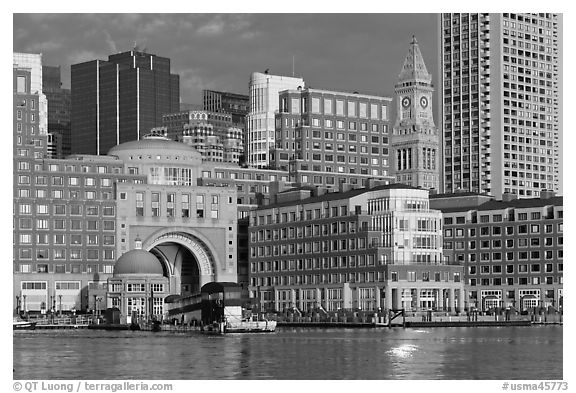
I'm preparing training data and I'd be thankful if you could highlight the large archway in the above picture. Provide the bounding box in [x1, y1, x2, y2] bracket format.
[143, 231, 218, 297]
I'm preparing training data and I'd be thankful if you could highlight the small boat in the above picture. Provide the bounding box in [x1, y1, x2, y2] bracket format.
[13, 319, 36, 330]
[225, 317, 277, 333]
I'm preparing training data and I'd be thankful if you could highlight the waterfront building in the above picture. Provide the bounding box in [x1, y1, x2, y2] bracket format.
[439, 13, 561, 198]
[71, 49, 180, 155]
[13, 133, 239, 314]
[106, 248, 169, 322]
[247, 72, 305, 168]
[109, 135, 239, 296]
[392, 37, 440, 190]
[248, 184, 464, 313]
[43, 65, 71, 158]
[431, 191, 563, 311]
[272, 87, 394, 186]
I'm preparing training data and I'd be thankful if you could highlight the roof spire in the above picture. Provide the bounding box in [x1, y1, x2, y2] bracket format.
[397, 35, 431, 84]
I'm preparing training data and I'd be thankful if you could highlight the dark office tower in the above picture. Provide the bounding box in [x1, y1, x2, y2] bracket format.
[43, 66, 71, 158]
[71, 50, 180, 155]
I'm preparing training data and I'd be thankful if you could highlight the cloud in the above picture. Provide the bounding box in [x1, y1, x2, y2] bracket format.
[27, 41, 63, 53]
[196, 16, 226, 36]
[103, 30, 118, 54]
[195, 14, 254, 37]
[67, 50, 105, 66]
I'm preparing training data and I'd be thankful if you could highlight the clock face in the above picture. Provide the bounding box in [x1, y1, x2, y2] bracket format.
[420, 96, 429, 108]
[401, 97, 411, 108]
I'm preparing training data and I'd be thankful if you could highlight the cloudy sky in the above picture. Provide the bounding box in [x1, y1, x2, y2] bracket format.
[13, 13, 438, 105]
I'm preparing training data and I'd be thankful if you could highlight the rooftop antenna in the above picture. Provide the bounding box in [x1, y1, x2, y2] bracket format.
[292, 55, 295, 77]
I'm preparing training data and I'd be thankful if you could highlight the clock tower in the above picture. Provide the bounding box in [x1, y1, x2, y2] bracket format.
[392, 36, 440, 190]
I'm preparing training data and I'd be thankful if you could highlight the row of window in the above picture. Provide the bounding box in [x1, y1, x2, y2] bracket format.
[444, 211, 562, 225]
[308, 148, 388, 161]
[253, 205, 356, 226]
[17, 220, 115, 232]
[18, 248, 115, 261]
[251, 255, 383, 272]
[16, 187, 115, 200]
[251, 271, 385, 287]
[252, 220, 360, 239]
[444, 236, 563, 249]
[15, 172, 115, 188]
[117, 283, 165, 293]
[18, 204, 115, 216]
[469, 262, 562, 275]
[132, 192, 225, 219]
[250, 238, 378, 257]
[452, 250, 563, 262]
[250, 270, 461, 287]
[282, 96, 388, 121]
[37, 163, 117, 174]
[469, 276, 563, 286]
[444, 223, 562, 236]
[18, 233, 115, 246]
[19, 263, 115, 274]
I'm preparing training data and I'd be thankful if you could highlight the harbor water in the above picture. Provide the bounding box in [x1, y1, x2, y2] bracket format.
[13, 326, 562, 380]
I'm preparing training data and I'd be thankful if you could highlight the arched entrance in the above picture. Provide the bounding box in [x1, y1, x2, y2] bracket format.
[144, 231, 218, 297]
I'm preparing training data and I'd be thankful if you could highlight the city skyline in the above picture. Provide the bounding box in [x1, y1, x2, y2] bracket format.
[13, 14, 439, 105]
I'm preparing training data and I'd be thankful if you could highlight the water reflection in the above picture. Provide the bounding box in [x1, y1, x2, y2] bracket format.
[13, 326, 562, 380]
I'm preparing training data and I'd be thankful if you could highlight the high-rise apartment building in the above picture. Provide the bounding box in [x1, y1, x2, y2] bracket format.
[247, 72, 305, 168]
[392, 37, 440, 190]
[439, 13, 561, 198]
[71, 50, 180, 155]
[272, 87, 393, 184]
[43, 65, 71, 158]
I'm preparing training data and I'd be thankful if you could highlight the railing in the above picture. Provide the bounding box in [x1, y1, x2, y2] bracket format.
[32, 315, 92, 325]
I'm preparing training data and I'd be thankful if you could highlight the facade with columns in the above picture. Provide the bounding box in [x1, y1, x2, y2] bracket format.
[248, 184, 464, 313]
[392, 37, 440, 191]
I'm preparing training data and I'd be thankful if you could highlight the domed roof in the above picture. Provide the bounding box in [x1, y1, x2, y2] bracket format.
[107, 135, 200, 156]
[113, 249, 164, 277]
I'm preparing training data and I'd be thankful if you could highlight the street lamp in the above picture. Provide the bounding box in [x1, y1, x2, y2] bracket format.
[58, 295, 63, 317]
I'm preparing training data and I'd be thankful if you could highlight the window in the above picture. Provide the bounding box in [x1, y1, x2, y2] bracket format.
[151, 192, 160, 217]
[324, 98, 333, 115]
[211, 195, 219, 219]
[136, 192, 144, 216]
